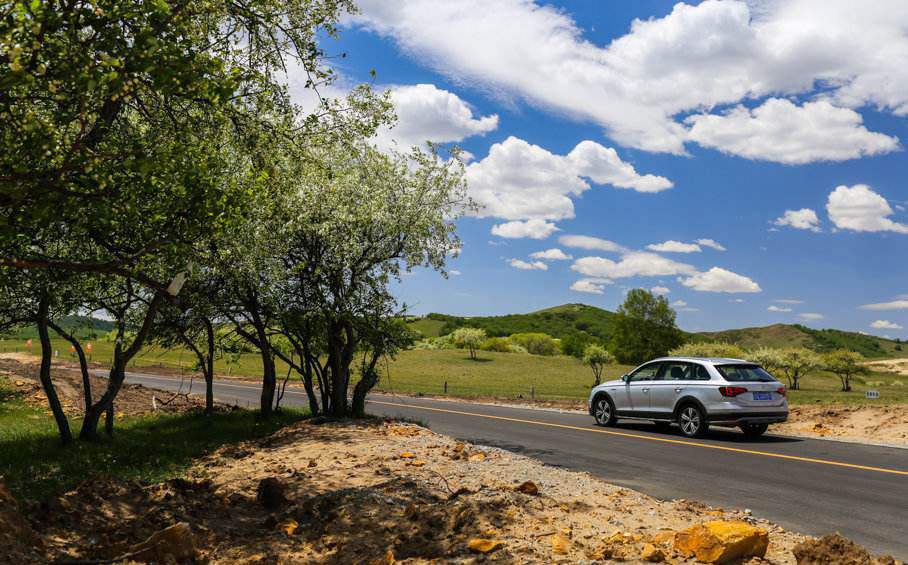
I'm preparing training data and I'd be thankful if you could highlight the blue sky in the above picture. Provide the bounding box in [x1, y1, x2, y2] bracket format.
[307, 1, 908, 335]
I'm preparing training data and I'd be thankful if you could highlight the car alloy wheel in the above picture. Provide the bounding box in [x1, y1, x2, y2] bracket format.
[679, 406, 703, 437]
[594, 398, 613, 426]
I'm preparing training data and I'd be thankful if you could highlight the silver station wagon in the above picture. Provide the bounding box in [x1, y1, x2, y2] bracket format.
[588, 356, 788, 438]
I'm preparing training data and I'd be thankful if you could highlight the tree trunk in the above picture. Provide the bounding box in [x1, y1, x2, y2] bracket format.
[37, 296, 73, 444]
[352, 355, 381, 417]
[105, 401, 114, 436]
[204, 319, 215, 414]
[300, 355, 320, 415]
[48, 321, 92, 412]
[259, 346, 276, 419]
[80, 292, 163, 440]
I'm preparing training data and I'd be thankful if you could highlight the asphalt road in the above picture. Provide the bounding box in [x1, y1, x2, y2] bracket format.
[119, 370, 908, 557]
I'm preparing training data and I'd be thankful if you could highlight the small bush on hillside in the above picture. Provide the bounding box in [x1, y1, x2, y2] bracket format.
[561, 332, 595, 358]
[510, 332, 560, 356]
[480, 337, 512, 353]
[670, 341, 746, 359]
[451, 327, 486, 360]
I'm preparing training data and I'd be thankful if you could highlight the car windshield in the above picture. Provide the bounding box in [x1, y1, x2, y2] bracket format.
[716, 364, 777, 383]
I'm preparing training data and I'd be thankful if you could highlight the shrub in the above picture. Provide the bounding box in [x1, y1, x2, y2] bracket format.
[670, 341, 746, 359]
[583, 344, 615, 386]
[509, 332, 560, 356]
[561, 332, 594, 358]
[480, 337, 512, 353]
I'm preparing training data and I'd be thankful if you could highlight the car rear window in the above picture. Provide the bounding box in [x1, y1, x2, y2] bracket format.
[715, 364, 777, 382]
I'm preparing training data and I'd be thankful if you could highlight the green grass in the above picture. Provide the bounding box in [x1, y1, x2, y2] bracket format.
[377, 349, 634, 401]
[0, 375, 307, 502]
[406, 318, 447, 338]
[375, 349, 908, 406]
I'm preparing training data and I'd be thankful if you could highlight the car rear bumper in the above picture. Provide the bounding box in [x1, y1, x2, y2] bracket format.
[707, 411, 788, 426]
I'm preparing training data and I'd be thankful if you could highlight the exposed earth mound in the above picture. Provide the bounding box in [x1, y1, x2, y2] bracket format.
[12, 419, 901, 564]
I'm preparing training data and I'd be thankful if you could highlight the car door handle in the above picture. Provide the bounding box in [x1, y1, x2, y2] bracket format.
[641, 388, 649, 393]
[674, 388, 683, 393]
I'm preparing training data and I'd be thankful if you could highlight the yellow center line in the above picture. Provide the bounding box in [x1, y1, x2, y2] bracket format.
[369, 399, 908, 477]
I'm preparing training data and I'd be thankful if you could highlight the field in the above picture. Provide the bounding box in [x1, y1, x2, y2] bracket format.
[5, 337, 908, 407]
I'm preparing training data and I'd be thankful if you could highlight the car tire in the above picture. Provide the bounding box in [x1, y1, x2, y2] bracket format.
[741, 423, 768, 439]
[592, 396, 616, 426]
[678, 404, 708, 438]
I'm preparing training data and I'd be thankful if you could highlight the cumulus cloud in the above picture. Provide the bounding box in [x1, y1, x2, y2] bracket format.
[871, 320, 903, 330]
[351, 0, 908, 160]
[491, 219, 559, 239]
[529, 248, 572, 260]
[570, 278, 611, 294]
[572, 252, 697, 279]
[558, 235, 627, 253]
[449, 270, 462, 276]
[696, 239, 726, 251]
[861, 299, 908, 310]
[651, 286, 670, 296]
[465, 137, 672, 222]
[508, 258, 548, 271]
[373, 84, 498, 151]
[768, 305, 792, 312]
[678, 267, 762, 293]
[646, 240, 701, 253]
[687, 99, 898, 164]
[799, 312, 824, 320]
[774, 299, 804, 304]
[774, 208, 821, 232]
[671, 300, 688, 307]
[826, 184, 908, 234]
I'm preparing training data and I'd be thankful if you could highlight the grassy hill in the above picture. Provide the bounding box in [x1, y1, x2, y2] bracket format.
[411, 304, 905, 359]
[1, 315, 116, 340]
[417, 303, 620, 342]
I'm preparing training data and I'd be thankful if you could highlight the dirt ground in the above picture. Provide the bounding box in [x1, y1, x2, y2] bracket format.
[864, 358, 908, 376]
[6, 418, 901, 565]
[0, 353, 207, 417]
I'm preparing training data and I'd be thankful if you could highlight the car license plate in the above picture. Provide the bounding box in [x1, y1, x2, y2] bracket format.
[753, 391, 771, 400]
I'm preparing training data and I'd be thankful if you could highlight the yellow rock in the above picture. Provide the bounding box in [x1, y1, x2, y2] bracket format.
[641, 542, 665, 562]
[551, 532, 571, 554]
[467, 452, 486, 462]
[514, 480, 539, 495]
[674, 521, 769, 563]
[467, 538, 502, 553]
[279, 519, 298, 536]
[399, 452, 416, 459]
[407, 460, 426, 467]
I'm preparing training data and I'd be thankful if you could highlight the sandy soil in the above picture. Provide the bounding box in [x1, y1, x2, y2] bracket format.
[777, 405, 908, 446]
[864, 358, 908, 377]
[8, 419, 901, 564]
[0, 353, 207, 417]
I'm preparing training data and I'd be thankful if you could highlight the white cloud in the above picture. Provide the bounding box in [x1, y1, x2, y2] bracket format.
[799, 312, 824, 321]
[465, 137, 672, 222]
[729, 298, 745, 303]
[687, 99, 899, 164]
[651, 286, 670, 296]
[678, 267, 762, 293]
[529, 248, 572, 260]
[373, 84, 498, 152]
[871, 320, 903, 330]
[827, 184, 908, 234]
[449, 270, 462, 276]
[768, 305, 792, 312]
[671, 300, 688, 307]
[491, 219, 559, 239]
[558, 235, 627, 253]
[508, 258, 548, 271]
[351, 0, 908, 160]
[572, 252, 696, 280]
[861, 299, 908, 311]
[774, 208, 821, 232]
[696, 239, 726, 251]
[570, 278, 611, 295]
[774, 299, 804, 304]
[646, 240, 701, 253]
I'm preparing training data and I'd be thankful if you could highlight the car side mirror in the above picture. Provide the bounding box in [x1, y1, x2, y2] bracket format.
[621, 374, 630, 383]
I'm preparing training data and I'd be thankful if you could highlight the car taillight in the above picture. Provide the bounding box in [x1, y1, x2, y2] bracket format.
[776, 386, 786, 397]
[719, 386, 748, 397]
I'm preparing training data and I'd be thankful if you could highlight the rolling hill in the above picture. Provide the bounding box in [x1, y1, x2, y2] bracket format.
[411, 304, 905, 358]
